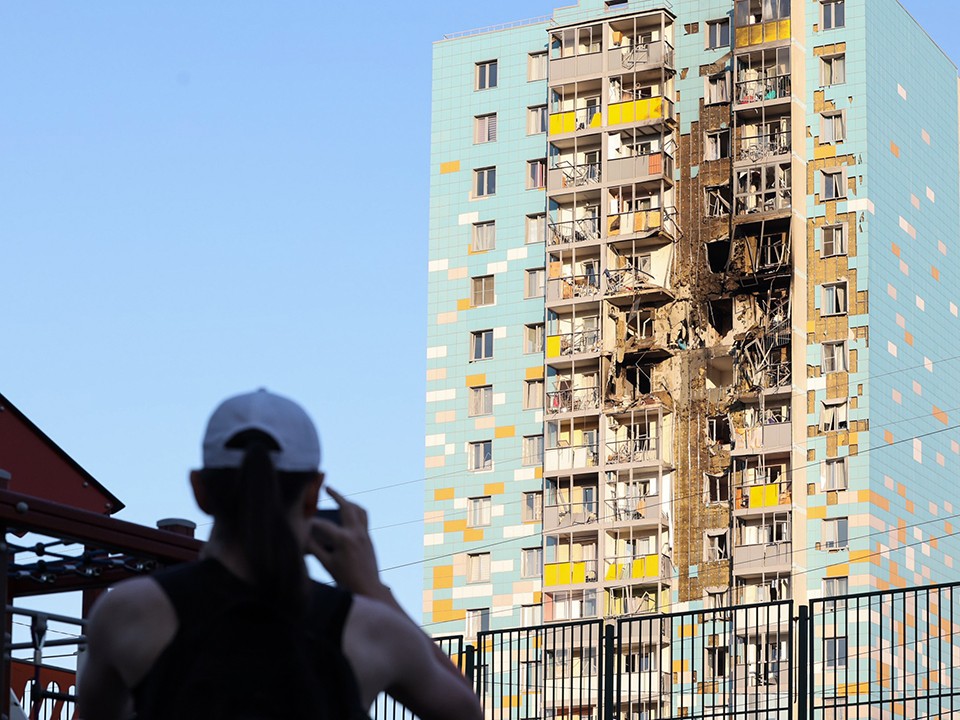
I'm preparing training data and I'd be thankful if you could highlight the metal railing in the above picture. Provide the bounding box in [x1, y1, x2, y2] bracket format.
[735, 73, 791, 104]
[737, 130, 791, 162]
[546, 386, 601, 414]
[552, 329, 601, 356]
[548, 217, 601, 246]
[554, 160, 601, 187]
[547, 273, 601, 301]
[604, 267, 659, 295]
[605, 436, 659, 464]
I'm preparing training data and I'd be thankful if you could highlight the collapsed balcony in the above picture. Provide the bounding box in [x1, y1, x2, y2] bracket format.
[730, 400, 792, 455]
[603, 245, 672, 302]
[731, 218, 792, 276]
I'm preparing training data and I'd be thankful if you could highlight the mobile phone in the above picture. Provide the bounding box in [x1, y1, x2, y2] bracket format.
[315, 508, 342, 525]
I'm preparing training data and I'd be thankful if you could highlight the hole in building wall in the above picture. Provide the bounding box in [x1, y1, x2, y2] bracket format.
[705, 238, 731, 273]
[708, 298, 734, 335]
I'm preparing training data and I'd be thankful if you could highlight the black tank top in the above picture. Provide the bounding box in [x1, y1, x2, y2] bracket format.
[133, 558, 368, 720]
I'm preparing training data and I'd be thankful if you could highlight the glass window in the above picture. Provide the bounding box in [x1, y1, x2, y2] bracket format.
[527, 51, 547, 81]
[706, 18, 730, 49]
[527, 159, 547, 189]
[469, 385, 493, 417]
[472, 220, 495, 252]
[822, 281, 848, 315]
[705, 129, 730, 160]
[470, 330, 494, 361]
[819, 400, 848, 432]
[468, 496, 492, 527]
[821, 54, 846, 86]
[823, 458, 848, 491]
[474, 166, 497, 197]
[524, 379, 544, 409]
[705, 73, 730, 104]
[520, 604, 542, 627]
[522, 491, 543, 521]
[822, 224, 847, 256]
[465, 608, 490, 637]
[526, 213, 546, 244]
[826, 636, 848, 667]
[821, 110, 846, 143]
[823, 517, 849, 549]
[467, 552, 491, 583]
[474, 113, 497, 143]
[468, 440, 493, 471]
[471, 275, 495, 307]
[522, 435, 544, 466]
[524, 323, 545, 354]
[822, 0, 845, 29]
[822, 169, 845, 200]
[527, 105, 548, 135]
[525, 268, 545, 298]
[521, 547, 543, 578]
[476, 60, 498, 90]
[821, 341, 848, 373]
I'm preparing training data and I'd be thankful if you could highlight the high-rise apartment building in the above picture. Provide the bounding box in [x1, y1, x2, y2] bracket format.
[425, 0, 960, 645]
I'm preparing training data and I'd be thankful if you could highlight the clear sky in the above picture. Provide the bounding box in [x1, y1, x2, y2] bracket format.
[1, 0, 958, 624]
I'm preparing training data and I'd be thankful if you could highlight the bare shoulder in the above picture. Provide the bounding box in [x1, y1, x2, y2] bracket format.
[87, 576, 178, 688]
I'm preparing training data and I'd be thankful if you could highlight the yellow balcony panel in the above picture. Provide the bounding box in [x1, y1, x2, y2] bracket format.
[608, 98, 664, 127]
[749, 24, 763, 46]
[605, 562, 624, 581]
[549, 111, 576, 135]
[546, 335, 562, 358]
[631, 554, 659, 579]
[779, 19, 790, 40]
[544, 561, 586, 586]
[736, 26, 750, 47]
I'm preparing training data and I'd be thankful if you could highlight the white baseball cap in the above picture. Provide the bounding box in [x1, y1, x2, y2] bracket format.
[202, 389, 321, 472]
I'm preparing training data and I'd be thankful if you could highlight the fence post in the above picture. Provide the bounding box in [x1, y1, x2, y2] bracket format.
[464, 643, 476, 692]
[603, 624, 615, 720]
[797, 604, 808, 720]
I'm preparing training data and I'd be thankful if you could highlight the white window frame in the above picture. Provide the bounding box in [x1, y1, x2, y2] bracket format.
[472, 220, 495, 252]
[474, 166, 497, 198]
[468, 385, 493, 417]
[522, 435, 544, 466]
[467, 496, 492, 527]
[705, 129, 730, 161]
[821, 110, 846, 144]
[705, 530, 729, 561]
[468, 440, 493, 471]
[526, 213, 546, 244]
[527, 105, 548, 135]
[821, 0, 845, 30]
[822, 223, 847, 257]
[467, 552, 491, 583]
[476, 60, 498, 91]
[522, 491, 543, 522]
[825, 636, 848, 667]
[470, 329, 494, 361]
[523, 379, 544, 410]
[706, 18, 731, 49]
[820, 54, 846, 86]
[471, 275, 495, 307]
[525, 268, 546, 298]
[705, 72, 731, 105]
[474, 113, 497, 144]
[465, 608, 489, 638]
[822, 168, 846, 200]
[823, 576, 848, 598]
[823, 517, 849, 550]
[527, 159, 547, 190]
[521, 547, 543, 578]
[524, 323, 545, 354]
[822, 281, 848, 316]
[520, 604, 542, 627]
[527, 51, 547, 81]
[823, 457, 848, 491]
[819, 399, 848, 432]
[821, 340, 848, 373]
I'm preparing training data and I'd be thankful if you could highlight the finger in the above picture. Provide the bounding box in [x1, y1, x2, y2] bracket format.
[310, 518, 347, 552]
[325, 487, 366, 528]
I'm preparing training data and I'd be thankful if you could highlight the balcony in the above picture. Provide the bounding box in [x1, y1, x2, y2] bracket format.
[734, 0, 790, 48]
[546, 329, 601, 359]
[734, 541, 792, 571]
[549, 106, 602, 135]
[544, 495, 599, 530]
[608, 97, 674, 127]
[607, 40, 675, 73]
[734, 480, 791, 511]
[734, 163, 791, 216]
[605, 436, 660, 465]
[544, 443, 600, 473]
[607, 208, 664, 237]
[604, 554, 666, 582]
[605, 494, 665, 527]
[549, 160, 602, 190]
[735, 73, 790, 105]
[543, 559, 599, 586]
[607, 150, 673, 184]
[549, 25, 603, 81]
[548, 217, 601, 247]
[546, 386, 602, 415]
[735, 129, 790, 164]
[544, 589, 598, 622]
[547, 272, 601, 302]
[732, 419, 791, 455]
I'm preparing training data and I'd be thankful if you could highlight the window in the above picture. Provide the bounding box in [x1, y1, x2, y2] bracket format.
[470, 329, 494, 361]
[468, 440, 493, 471]
[468, 496, 492, 527]
[470, 275, 495, 307]
[707, 647, 729, 679]
[527, 159, 547, 190]
[819, 399, 848, 432]
[822, 169, 846, 200]
[521, 604, 541, 626]
[472, 221, 495, 251]
[705, 186, 732, 217]
[823, 577, 848, 610]
[466, 608, 490, 637]
[823, 517, 849, 550]
[526, 213, 546, 244]
[469, 385, 493, 417]
[822, 281, 848, 315]
[705, 472, 730, 504]
[822, 0, 845, 29]
[523, 379, 544, 409]
[527, 105, 548, 135]
[467, 552, 491, 583]
[525, 268, 546, 298]
[522, 491, 543, 522]
[705, 73, 731, 104]
[521, 547, 543, 578]
[822, 341, 848, 373]
[474, 113, 497, 144]
[476, 60, 498, 90]
[705, 129, 730, 160]
[823, 458, 848, 491]
[474, 166, 496, 197]
[524, 323, 545, 354]
[706, 18, 730, 49]
[821, 110, 846, 143]
[528, 51, 547, 81]
[822, 223, 847, 256]
[821, 54, 846, 86]
[705, 531, 729, 561]
[825, 636, 847, 668]
[522, 435, 544, 466]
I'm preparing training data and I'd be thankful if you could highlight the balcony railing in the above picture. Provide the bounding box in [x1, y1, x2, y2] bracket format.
[546, 329, 601, 358]
[607, 40, 675, 73]
[544, 443, 600, 472]
[736, 131, 790, 162]
[735, 74, 790, 105]
[735, 187, 791, 215]
[546, 386, 601, 414]
[543, 559, 600, 586]
[607, 208, 663, 237]
[606, 150, 673, 184]
[759, 361, 791, 388]
[605, 436, 659, 464]
[735, 480, 791, 509]
[549, 106, 603, 135]
[603, 267, 659, 295]
[548, 217, 601, 246]
[607, 97, 674, 126]
[548, 273, 601, 301]
[604, 553, 663, 582]
[605, 494, 661, 522]
[552, 160, 601, 189]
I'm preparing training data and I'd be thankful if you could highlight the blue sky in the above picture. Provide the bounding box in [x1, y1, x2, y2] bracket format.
[1, 0, 958, 622]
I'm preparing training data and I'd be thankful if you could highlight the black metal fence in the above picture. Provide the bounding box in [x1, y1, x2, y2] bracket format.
[396, 580, 960, 720]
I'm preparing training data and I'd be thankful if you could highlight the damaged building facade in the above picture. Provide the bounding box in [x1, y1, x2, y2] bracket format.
[426, 0, 960, 709]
